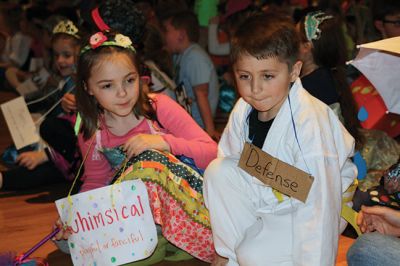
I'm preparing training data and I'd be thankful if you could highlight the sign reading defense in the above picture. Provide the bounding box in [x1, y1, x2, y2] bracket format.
[238, 143, 314, 203]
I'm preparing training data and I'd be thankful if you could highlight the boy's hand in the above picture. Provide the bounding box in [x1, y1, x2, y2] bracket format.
[123, 134, 170, 159]
[61, 93, 77, 113]
[16, 151, 48, 170]
[54, 217, 72, 240]
[357, 205, 400, 236]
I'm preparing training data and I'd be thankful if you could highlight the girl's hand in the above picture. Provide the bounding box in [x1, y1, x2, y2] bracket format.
[61, 93, 77, 113]
[16, 151, 48, 170]
[54, 217, 72, 240]
[357, 205, 400, 236]
[123, 134, 170, 159]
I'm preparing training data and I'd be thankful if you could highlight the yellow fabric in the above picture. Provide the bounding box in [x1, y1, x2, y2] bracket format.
[272, 189, 284, 203]
[341, 203, 361, 236]
[271, 179, 361, 235]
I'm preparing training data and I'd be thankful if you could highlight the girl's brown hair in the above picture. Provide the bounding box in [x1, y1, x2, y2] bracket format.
[299, 12, 364, 149]
[76, 32, 156, 140]
[51, 32, 81, 48]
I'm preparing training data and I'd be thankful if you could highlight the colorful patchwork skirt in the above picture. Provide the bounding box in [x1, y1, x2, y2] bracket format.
[111, 150, 215, 262]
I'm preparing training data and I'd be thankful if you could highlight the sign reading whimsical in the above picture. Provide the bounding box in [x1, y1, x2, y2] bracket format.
[55, 180, 157, 266]
[239, 143, 314, 203]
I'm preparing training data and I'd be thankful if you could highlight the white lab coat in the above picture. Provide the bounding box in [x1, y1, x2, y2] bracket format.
[203, 78, 357, 266]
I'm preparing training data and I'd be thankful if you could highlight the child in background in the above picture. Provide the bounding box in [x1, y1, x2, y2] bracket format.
[0, 6, 31, 89]
[0, 20, 81, 190]
[162, 11, 219, 139]
[203, 13, 357, 265]
[298, 11, 363, 149]
[0, 6, 32, 70]
[142, 24, 176, 99]
[55, 31, 217, 263]
[372, 0, 400, 39]
[39, 19, 82, 180]
[207, 0, 252, 56]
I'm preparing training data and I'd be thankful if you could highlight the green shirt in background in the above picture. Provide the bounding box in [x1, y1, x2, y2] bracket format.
[194, 0, 218, 27]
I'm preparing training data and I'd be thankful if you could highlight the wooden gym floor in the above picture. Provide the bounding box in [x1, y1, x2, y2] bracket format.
[0, 91, 355, 265]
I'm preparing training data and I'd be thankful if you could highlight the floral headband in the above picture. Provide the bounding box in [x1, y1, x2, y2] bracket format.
[53, 20, 80, 39]
[80, 32, 136, 55]
[304, 11, 333, 41]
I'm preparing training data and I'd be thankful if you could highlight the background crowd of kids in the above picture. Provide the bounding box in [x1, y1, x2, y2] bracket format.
[0, 0, 399, 265]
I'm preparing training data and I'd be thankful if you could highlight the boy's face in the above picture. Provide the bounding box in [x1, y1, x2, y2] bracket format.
[375, 13, 400, 38]
[233, 54, 302, 121]
[163, 19, 183, 53]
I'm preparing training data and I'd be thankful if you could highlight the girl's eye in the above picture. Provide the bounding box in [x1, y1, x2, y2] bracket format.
[101, 83, 112, 89]
[126, 77, 135, 84]
[263, 74, 274, 80]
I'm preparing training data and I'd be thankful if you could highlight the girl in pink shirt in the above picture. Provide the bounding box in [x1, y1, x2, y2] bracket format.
[56, 31, 217, 263]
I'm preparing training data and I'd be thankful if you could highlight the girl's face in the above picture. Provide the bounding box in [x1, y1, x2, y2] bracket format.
[233, 53, 301, 121]
[53, 38, 79, 77]
[87, 52, 140, 120]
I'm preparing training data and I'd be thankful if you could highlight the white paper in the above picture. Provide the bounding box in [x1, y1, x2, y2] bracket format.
[0, 97, 39, 149]
[55, 180, 157, 266]
[15, 78, 39, 96]
[32, 67, 50, 88]
[29, 57, 44, 72]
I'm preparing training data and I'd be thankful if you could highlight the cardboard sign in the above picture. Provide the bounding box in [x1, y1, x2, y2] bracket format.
[0, 96, 39, 149]
[238, 143, 314, 203]
[55, 180, 157, 266]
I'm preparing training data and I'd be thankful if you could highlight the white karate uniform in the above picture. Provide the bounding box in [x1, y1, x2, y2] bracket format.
[203, 79, 357, 266]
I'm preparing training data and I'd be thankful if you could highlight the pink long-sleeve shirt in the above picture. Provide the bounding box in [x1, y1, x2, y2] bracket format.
[78, 94, 217, 192]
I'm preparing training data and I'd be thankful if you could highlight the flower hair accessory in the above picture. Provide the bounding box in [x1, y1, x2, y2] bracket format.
[80, 32, 135, 54]
[53, 20, 80, 39]
[304, 11, 333, 41]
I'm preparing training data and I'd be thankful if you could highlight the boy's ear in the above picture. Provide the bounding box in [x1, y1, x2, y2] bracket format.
[290, 60, 303, 82]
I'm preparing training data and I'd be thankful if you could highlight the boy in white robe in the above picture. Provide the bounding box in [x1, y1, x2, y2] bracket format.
[203, 14, 357, 266]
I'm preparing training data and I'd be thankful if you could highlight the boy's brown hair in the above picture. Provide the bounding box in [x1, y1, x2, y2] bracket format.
[231, 13, 299, 69]
[163, 11, 199, 43]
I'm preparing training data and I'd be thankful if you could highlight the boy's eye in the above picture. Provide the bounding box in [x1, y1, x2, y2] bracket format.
[238, 74, 250, 80]
[263, 74, 274, 80]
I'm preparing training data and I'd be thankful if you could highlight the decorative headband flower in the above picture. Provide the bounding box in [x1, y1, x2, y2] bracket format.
[304, 11, 333, 41]
[80, 32, 135, 54]
[53, 20, 80, 39]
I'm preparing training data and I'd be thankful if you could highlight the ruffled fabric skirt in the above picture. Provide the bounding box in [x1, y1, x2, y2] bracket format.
[112, 150, 214, 263]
